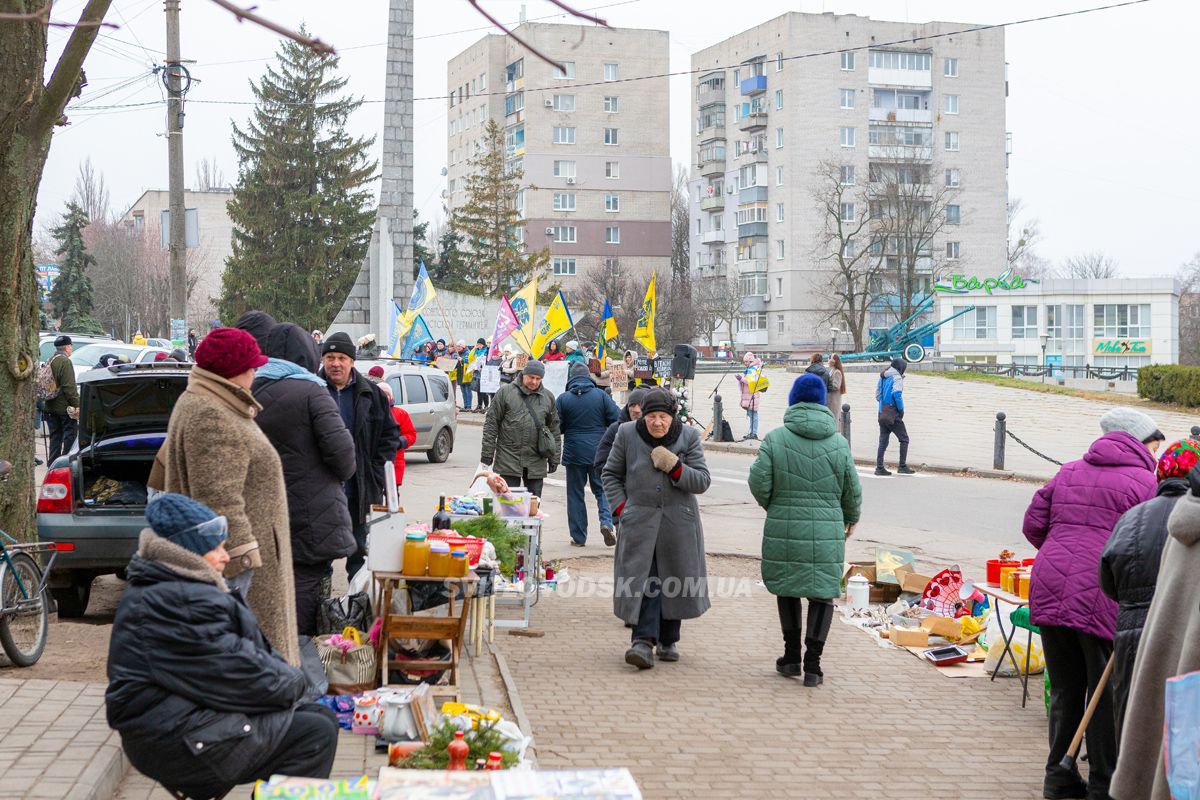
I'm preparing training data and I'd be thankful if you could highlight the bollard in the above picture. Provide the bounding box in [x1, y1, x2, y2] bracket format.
[841, 403, 852, 448]
[712, 394, 725, 442]
[1192, 425, 1200, 438]
[994, 411, 1007, 471]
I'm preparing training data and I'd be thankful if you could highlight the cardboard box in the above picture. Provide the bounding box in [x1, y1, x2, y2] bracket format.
[843, 562, 901, 604]
[894, 563, 935, 596]
[921, 615, 962, 640]
[888, 627, 930, 647]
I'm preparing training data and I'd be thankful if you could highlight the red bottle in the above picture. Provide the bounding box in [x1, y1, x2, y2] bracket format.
[485, 751, 503, 770]
[447, 731, 469, 771]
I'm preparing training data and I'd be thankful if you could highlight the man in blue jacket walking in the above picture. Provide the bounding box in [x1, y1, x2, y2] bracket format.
[557, 363, 620, 546]
[875, 357, 915, 476]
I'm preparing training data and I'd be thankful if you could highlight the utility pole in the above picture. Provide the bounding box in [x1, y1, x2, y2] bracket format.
[165, 0, 187, 342]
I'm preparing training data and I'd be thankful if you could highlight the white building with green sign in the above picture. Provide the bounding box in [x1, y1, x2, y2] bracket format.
[935, 277, 1180, 368]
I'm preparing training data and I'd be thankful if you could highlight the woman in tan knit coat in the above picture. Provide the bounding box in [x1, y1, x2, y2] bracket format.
[161, 327, 300, 666]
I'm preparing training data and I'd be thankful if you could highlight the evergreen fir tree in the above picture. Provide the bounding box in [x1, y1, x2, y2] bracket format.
[220, 33, 376, 331]
[452, 118, 548, 296]
[49, 201, 103, 334]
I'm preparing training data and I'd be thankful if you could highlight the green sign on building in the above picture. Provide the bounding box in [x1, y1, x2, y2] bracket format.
[934, 269, 1039, 296]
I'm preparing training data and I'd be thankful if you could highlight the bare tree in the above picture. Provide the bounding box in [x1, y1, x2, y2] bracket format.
[194, 157, 229, 191]
[71, 157, 110, 224]
[660, 164, 697, 346]
[810, 160, 884, 351]
[694, 273, 742, 351]
[1063, 251, 1120, 279]
[1006, 197, 1043, 271]
[1177, 252, 1200, 366]
[572, 261, 643, 351]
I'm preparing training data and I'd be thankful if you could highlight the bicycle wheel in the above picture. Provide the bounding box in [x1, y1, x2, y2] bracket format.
[0, 552, 49, 667]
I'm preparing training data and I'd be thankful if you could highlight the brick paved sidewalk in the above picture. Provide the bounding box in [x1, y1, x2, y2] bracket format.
[495, 561, 1060, 800]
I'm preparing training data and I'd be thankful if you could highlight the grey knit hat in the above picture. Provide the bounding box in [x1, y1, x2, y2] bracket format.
[1100, 407, 1161, 443]
[522, 359, 546, 378]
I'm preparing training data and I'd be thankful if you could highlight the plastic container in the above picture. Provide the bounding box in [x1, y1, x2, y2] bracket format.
[450, 550, 469, 577]
[368, 517, 406, 573]
[987, 559, 1021, 585]
[426, 533, 485, 565]
[847, 575, 871, 610]
[1022, 557, 1037, 567]
[427, 541, 452, 578]
[494, 491, 532, 518]
[402, 532, 429, 577]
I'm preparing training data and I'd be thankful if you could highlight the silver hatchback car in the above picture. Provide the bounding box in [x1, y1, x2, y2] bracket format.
[355, 359, 458, 463]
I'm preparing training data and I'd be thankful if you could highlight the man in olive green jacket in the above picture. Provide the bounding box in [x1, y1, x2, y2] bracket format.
[481, 359, 560, 498]
[749, 374, 861, 686]
[44, 335, 80, 462]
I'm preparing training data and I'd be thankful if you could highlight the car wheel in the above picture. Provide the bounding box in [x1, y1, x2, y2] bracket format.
[427, 428, 453, 463]
[50, 576, 93, 619]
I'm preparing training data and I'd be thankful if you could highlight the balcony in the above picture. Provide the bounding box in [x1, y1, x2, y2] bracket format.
[737, 329, 768, 347]
[700, 229, 726, 245]
[867, 67, 931, 88]
[737, 147, 768, 164]
[737, 221, 768, 239]
[697, 156, 726, 178]
[739, 111, 768, 132]
[697, 256, 727, 277]
[737, 259, 767, 274]
[868, 107, 932, 123]
[696, 122, 726, 142]
[738, 186, 768, 204]
[740, 75, 767, 95]
[698, 86, 726, 108]
[700, 194, 725, 212]
[868, 144, 933, 161]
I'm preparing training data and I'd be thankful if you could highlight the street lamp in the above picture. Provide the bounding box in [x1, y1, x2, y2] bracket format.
[1039, 332, 1049, 384]
[829, 327, 840, 355]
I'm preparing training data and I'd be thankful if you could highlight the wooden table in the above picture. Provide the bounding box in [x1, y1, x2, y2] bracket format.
[978, 583, 1035, 707]
[372, 572, 479, 690]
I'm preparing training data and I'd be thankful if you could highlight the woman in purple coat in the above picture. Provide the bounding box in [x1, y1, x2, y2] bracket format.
[1023, 408, 1162, 800]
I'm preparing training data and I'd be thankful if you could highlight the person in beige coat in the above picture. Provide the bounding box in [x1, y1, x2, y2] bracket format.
[161, 327, 300, 666]
[1111, 475, 1200, 799]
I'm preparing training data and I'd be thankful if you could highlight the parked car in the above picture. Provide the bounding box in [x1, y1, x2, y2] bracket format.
[145, 337, 172, 349]
[356, 359, 457, 463]
[68, 343, 169, 379]
[37, 362, 190, 617]
[38, 332, 119, 363]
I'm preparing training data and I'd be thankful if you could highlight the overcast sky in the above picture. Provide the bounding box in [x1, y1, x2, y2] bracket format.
[40, 0, 1196, 276]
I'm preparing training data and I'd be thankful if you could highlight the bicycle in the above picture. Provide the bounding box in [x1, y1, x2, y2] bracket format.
[0, 460, 56, 667]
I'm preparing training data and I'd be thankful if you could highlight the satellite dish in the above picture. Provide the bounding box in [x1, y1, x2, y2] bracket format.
[440, 167, 448, 176]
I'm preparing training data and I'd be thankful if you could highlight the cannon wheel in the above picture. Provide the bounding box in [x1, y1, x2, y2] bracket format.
[903, 343, 926, 363]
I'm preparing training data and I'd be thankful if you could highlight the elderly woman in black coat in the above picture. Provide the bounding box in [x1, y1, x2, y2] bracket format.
[602, 388, 711, 669]
[106, 493, 337, 799]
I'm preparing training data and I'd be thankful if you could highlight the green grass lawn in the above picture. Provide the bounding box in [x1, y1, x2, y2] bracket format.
[931, 370, 1196, 416]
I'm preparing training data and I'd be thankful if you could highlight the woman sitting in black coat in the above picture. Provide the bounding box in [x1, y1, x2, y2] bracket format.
[106, 493, 338, 800]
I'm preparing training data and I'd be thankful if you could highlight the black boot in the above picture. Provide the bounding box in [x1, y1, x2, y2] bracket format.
[775, 596, 803, 677]
[803, 637, 825, 686]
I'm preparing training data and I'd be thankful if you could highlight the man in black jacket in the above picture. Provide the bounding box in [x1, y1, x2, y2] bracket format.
[320, 332, 402, 580]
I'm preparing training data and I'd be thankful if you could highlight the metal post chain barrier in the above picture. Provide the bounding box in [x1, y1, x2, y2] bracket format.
[1004, 428, 1064, 467]
[994, 412, 1006, 470]
[711, 394, 725, 442]
[1192, 425, 1200, 438]
[841, 403, 851, 449]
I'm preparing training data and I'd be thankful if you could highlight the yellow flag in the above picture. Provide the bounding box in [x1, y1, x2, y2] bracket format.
[530, 291, 574, 358]
[634, 273, 657, 353]
[508, 277, 538, 354]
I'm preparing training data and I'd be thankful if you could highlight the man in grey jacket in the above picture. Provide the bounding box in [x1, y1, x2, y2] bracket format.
[481, 359, 561, 498]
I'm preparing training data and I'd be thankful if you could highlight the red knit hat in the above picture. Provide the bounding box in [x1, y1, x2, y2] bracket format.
[194, 327, 268, 379]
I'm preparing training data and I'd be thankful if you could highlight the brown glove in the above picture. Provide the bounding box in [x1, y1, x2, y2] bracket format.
[650, 446, 679, 473]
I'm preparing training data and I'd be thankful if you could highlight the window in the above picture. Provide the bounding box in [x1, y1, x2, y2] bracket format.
[1011, 306, 1038, 339]
[479, 72, 486, 92]
[943, 57, 958, 78]
[839, 165, 855, 185]
[945, 241, 961, 260]
[1094, 304, 1152, 338]
[605, 193, 620, 212]
[1047, 304, 1086, 341]
[552, 126, 575, 145]
[605, 161, 619, 179]
[840, 51, 854, 71]
[604, 257, 621, 275]
[738, 312, 768, 331]
[953, 306, 996, 339]
[776, 277, 783, 297]
[735, 206, 768, 225]
[945, 168, 960, 187]
[555, 61, 576, 79]
[776, 239, 785, 259]
[604, 96, 619, 113]
[841, 240, 855, 258]
[552, 160, 576, 178]
[945, 131, 960, 151]
[605, 226, 620, 244]
[946, 205, 961, 225]
[429, 376, 450, 402]
[840, 202, 855, 222]
[775, 89, 783, 110]
[505, 91, 525, 115]
[552, 192, 576, 211]
[777, 314, 785, 334]
[552, 94, 575, 111]
[604, 127, 619, 145]
[603, 63, 618, 81]
[776, 166, 784, 186]
[552, 257, 577, 276]
[470, 78, 476, 95]
[776, 51, 784, 72]
[402, 375, 428, 404]
[775, 128, 784, 148]
[840, 126, 855, 147]
[551, 225, 576, 243]
[840, 89, 855, 109]
[776, 203, 784, 222]
[943, 94, 959, 114]
[868, 51, 931, 70]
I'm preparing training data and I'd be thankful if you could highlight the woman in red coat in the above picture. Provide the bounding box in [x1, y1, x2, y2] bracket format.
[377, 382, 417, 486]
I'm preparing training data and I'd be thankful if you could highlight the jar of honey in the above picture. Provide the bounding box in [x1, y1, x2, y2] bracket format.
[402, 532, 429, 577]
[450, 550, 469, 577]
[427, 541, 452, 578]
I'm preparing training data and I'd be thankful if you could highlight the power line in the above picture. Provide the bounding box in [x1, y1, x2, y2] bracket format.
[66, 0, 1152, 112]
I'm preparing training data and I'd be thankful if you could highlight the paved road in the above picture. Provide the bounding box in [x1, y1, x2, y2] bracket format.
[411, 423, 1039, 575]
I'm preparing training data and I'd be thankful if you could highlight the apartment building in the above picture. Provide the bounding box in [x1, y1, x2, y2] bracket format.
[689, 12, 1007, 353]
[446, 22, 672, 297]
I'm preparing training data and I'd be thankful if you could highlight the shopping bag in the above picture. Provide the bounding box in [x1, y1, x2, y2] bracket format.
[981, 606, 1044, 676]
[1166, 670, 1200, 799]
[318, 591, 372, 635]
[316, 626, 377, 694]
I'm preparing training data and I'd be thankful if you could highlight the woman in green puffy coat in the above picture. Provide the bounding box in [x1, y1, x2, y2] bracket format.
[748, 373, 862, 686]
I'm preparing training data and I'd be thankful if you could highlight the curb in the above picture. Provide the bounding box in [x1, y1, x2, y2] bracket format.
[74, 734, 130, 800]
[489, 641, 538, 768]
[457, 414, 484, 428]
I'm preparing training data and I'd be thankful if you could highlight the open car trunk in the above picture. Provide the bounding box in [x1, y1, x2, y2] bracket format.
[76, 434, 163, 510]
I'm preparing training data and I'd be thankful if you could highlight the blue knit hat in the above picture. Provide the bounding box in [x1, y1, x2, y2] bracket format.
[788, 373, 827, 407]
[145, 493, 228, 556]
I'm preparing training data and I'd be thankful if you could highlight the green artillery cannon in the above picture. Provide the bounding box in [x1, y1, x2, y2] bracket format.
[839, 296, 976, 363]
